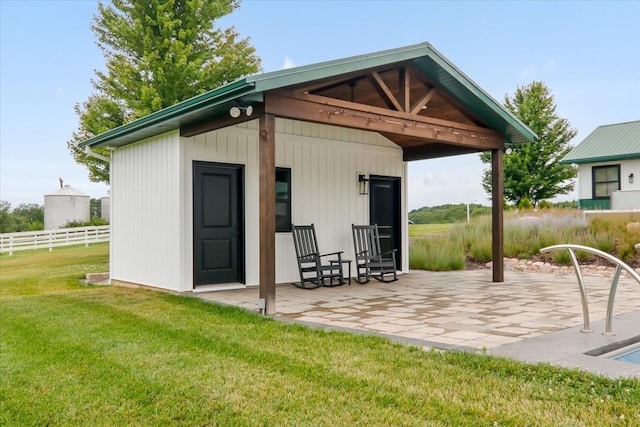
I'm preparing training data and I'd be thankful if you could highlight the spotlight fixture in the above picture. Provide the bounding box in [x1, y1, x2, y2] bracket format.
[229, 105, 253, 118]
[504, 147, 513, 155]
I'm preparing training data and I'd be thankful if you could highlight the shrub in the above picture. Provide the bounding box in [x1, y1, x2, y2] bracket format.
[551, 250, 572, 265]
[517, 197, 533, 209]
[63, 218, 109, 228]
[409, 236, 466, 271]
[504, 224, 536, 258]
[593, 232, 616, 253]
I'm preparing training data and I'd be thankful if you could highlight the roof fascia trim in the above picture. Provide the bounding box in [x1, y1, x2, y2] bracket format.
[426, 46, 537, 144]
[79, 79, 254, 148]
[560, 153, 640, 165]
[248, 42, 435, 92]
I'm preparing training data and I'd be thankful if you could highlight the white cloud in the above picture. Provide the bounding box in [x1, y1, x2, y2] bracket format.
[408, 155, 490, 210]
[282, 57, 296, 69]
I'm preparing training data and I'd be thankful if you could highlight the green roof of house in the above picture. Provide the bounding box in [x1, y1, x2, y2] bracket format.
[80, 42, 536, 149]
[561, 120, 640, 164]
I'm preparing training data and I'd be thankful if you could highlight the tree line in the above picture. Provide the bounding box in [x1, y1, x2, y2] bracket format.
[408, 200, 578, 224]
[409, 204, 491, 224]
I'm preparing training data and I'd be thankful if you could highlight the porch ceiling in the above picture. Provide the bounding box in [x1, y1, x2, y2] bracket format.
[265, 62, 506, 161]
[183, 63, 507, 161]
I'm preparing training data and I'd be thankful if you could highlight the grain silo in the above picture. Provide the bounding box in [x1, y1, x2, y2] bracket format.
[100, 192, 110, 222]
[44, 184, 90, 229]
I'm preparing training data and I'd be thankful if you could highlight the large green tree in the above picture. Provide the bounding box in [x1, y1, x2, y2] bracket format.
[480, 81, 577, 207]
[0, 201, 15, 233]
[11, 203, 44, 231]
[68, 0, 261, 183]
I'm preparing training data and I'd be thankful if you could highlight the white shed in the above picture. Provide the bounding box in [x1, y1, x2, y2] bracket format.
[44, 185, 90, 229]
[78, 42, 537, 314]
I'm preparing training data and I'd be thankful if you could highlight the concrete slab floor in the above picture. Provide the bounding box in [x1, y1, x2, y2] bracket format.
[197, 269, 640, 379]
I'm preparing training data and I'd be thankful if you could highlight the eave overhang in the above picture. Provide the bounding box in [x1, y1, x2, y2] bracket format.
[78, 80, 260, 148]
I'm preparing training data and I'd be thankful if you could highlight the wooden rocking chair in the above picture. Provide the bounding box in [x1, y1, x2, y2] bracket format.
[352, 224, 398, 284]
[291, 224, 345, 289]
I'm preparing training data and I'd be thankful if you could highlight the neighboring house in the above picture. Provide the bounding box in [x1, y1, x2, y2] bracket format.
[561, 120, 640, 210]
[79, 42, 536, 314]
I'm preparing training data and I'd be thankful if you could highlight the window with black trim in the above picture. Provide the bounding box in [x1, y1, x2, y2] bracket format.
[592, 165, 620, 199]
[276, 168, 291, 232]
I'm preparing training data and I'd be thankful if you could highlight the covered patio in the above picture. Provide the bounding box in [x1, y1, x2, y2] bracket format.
[80, 42, 538, 315]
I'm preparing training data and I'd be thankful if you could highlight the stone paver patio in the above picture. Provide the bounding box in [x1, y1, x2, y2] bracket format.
[198, 269, 640, 352]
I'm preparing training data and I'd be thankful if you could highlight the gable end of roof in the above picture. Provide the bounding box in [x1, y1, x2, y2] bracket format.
[79, 42, 537, 149]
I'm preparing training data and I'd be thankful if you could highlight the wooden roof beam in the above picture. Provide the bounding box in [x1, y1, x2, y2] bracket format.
[369, 71, 404, 112]
[411, 70, 490, 128]
[265, 90, 504, 150]
[402, 144, 482, 161]
[410, 87, 436, 115]
[400, 67, 410, 113]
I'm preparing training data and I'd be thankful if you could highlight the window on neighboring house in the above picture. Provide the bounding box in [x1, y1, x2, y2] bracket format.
[276, 168, 291, 232]
[592, 165, 620, 199]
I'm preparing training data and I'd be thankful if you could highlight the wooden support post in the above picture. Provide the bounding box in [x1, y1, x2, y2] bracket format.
[492, 148, 504, 282]
[400, 67, 410, 113]
[259, 113, 276, 314]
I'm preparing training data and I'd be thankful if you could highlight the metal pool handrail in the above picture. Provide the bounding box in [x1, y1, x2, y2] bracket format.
[539, 244, 640, 335]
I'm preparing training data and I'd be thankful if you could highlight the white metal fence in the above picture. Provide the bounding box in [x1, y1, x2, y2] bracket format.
[0, 226, 110, 255]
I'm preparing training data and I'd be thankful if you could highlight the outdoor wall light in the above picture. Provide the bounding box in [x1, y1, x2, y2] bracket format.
[629, 173, 634, 184]
[358, 174, 369, 195]
[229, 105, 253, 118]
[504, 146, 513, 155]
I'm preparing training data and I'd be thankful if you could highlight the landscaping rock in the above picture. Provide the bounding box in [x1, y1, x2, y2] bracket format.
[499, 259, 638, 279]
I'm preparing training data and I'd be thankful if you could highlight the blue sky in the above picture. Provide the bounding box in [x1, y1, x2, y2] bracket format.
[1, 0, 639, 210]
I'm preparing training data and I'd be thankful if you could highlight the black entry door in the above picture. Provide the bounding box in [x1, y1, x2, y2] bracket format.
[369, 176, 401, 268]
[193, 162, 244, 286]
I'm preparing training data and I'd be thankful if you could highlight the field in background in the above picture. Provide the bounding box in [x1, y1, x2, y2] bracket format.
[408, 223, 451, 238]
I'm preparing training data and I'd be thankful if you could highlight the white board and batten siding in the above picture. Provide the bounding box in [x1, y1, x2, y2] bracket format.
[110, 119, 407, 292]
[272, 120, 407, 284]
[110, 131, 184, 290]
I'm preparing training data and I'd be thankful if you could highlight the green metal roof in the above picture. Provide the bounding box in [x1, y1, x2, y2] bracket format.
[80, 42, 537, 148]
[561, 120, 640, 164]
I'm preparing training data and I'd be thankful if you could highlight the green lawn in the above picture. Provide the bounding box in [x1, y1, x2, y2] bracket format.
[1, 244, 639, 426]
